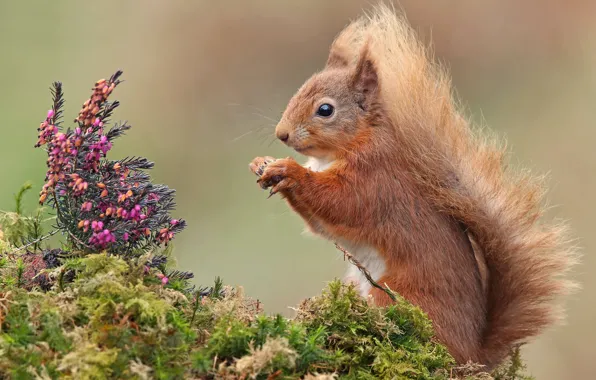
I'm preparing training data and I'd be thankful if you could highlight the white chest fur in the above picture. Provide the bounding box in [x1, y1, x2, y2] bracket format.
[304, 156, 334, 172]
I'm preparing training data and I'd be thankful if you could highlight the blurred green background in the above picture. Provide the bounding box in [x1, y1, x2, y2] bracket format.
[0, 1, 594, 378]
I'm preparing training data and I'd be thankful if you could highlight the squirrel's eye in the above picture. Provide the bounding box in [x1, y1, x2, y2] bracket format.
[316, 103, 334, 117]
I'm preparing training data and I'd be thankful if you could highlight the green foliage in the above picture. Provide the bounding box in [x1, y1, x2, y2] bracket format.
[13, 182, 32, 215]
[0, 182, 52, 252]
[0, 250, 532, 379]
[491, 348, 534, 380]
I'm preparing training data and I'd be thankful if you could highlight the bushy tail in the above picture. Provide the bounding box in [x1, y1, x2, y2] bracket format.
[424, 125, 578, 367]
[341, 3, 579, 367]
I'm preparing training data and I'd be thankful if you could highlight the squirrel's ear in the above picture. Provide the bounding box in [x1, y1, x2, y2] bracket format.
[325, 46, 350, 69]
[350, 44, 379, 110]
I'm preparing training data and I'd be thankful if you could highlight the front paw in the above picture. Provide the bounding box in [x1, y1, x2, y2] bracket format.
[258, 158, 303, 196]
[249, 156, 276, 177]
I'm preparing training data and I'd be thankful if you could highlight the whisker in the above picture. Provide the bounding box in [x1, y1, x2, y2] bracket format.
[229, 123, 275, 143]
[252, 112, 278, 124]
[230, 130, 255, 142]
[267, 136, 278, 147]
[224, 103, 281, 144]
[258, 134, 272, 144]
[226, 102, 279, 123]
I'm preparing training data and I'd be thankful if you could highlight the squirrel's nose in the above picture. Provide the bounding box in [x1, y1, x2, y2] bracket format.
[277, 131, 289, 143]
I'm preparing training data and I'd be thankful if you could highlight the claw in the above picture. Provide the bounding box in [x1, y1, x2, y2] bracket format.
[260, 179, 272, 189]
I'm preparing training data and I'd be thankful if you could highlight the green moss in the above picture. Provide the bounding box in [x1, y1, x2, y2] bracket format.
[0, 252, 532, 379]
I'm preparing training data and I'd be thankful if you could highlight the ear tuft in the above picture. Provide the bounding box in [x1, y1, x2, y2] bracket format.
[325, 46, 350, 69]
[351, 43, 379, 110]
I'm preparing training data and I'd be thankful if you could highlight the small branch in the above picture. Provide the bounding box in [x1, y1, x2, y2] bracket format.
[190, 294, 200, 327]
[334, 243, 397, 302]
[52, 192, 63, 221]
[58, 268, 66, 292]
[67, 230, 93, 250]
[9, 230, 58, 254]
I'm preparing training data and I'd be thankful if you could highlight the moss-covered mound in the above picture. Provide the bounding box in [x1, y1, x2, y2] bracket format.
[0, 252, 529, 380]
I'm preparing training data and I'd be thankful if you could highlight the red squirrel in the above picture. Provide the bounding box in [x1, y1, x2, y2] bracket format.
[249, 4, 576, 369]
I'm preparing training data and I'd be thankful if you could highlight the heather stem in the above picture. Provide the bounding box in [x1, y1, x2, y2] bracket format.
[52, 192, 63, 222]
[9, 230, 58, 254]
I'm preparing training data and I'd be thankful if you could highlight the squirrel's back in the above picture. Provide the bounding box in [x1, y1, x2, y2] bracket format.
[332, 4, 578, 367]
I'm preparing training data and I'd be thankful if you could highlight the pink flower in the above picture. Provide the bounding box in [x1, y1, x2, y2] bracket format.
[47, 109, 55, 119]
[90, 220, 104, 232]
[81, 202, 92, 212]
[156, 273, 169, 285]
[88, 228, 116, 249]
[156, 227, 174, 244]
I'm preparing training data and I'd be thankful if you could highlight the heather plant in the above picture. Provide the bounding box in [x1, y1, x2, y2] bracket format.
[0, 72, 533, 379]
[35, 70, 185, 253]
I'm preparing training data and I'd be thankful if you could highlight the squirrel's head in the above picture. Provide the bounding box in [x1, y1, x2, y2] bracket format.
[275, 44, 380, 158]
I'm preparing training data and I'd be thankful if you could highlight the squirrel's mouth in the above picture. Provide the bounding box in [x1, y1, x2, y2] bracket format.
[293, 145, 314, 154]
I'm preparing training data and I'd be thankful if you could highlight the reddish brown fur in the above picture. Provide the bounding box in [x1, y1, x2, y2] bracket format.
[250, 4, 576, 369]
